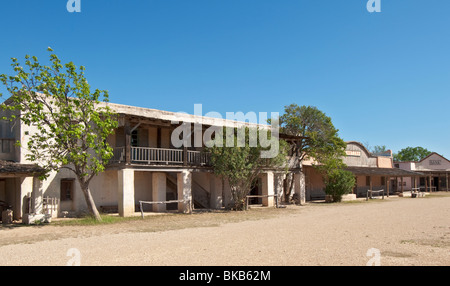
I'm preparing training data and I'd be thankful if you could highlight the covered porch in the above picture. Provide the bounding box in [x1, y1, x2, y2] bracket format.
[115, 168, 197, 217]
[0, 161, 45, 222]
[114, 167, 291, 217]
[411, 171, 450, 192]
[346, 166, 424, 198]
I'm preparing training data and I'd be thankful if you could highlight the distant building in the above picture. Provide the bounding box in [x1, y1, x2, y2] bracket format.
[394, 153, 450, 192]
[303, 141, 422, 200]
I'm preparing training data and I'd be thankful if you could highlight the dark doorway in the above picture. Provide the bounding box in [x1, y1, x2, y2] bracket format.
[249, 179, 262, 205]
[433, 177, 439, 191]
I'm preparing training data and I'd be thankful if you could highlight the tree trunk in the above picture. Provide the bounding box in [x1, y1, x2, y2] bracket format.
[284, 145, 300, 202]
[80, 183, 102, 221]
[284, 173, 295, 202]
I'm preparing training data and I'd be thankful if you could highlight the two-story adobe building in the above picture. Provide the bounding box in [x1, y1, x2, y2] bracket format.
[0, 100, 305, 220]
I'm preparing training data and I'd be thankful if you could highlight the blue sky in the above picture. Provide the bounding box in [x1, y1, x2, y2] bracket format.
[1, 0, 449, 157]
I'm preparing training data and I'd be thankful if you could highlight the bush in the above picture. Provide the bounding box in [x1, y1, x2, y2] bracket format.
[324, 169, 355, 202]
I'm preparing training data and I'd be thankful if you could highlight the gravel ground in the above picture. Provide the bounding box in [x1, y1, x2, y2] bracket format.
[0, 193, 449, 266]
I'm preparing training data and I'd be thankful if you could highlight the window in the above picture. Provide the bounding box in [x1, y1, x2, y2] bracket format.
[366, 176, 371, 186]
[0, 139, 11, 153]
[131, 129, 139, 147]
[60, 179, 74, 201]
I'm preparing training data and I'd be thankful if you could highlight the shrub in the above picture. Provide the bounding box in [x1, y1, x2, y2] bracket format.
[324, 169, 355, 202]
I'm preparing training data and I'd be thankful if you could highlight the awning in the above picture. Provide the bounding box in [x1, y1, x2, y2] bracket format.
[0, 161, 45, 177]
[345, 166, 424, 177]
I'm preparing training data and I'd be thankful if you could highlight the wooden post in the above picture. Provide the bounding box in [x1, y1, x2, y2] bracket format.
[384, 176, 387, 196]
[386, 176, 390, 197]
[396, 176, 399, 193]
[425, 176, 428, 192]
[430, 175, 433, 192]
[437, 174, 440, 192]
[125, 120, 131, 164]
[401, 176, 404, 194]
[183, 146, 188, 166]
[386, 176, 389, 197]
[446, 173, 448, 192]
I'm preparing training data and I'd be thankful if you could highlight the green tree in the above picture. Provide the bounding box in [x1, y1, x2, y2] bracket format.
[207, 127, 289, 210]
[371, 145, 387, 154]
[314, 151, 355, 203]
[0, 48, 118, 221]
[273, 104, 346, 201]
[323, 168, 355, 203]
[393, 147, 431, 162]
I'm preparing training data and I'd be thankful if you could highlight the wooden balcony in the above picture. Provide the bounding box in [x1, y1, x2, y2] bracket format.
[110, 146, 211, 166]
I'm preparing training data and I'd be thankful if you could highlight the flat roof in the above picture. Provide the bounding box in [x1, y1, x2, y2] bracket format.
[103, 102, 271, 130]
[102, 101, 307, 140]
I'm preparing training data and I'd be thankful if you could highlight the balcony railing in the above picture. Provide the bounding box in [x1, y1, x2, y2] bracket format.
[187, 150, 211, 166]
[133, 147, 184, 164]
[109, 146, 211, 166]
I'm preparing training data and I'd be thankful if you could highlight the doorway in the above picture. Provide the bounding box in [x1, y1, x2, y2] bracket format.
[249, 178, 262, 205]
[433, 177, 439, 191]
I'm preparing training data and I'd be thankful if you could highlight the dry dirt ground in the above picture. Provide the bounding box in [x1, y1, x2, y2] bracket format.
[0, 193, 449, 266]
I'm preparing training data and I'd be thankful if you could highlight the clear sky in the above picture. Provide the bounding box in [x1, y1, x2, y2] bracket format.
[1, 0, 449, 157]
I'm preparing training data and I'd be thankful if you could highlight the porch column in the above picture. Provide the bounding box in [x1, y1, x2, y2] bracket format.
[209, 174, 223, 209]
[401, 177, 404, 193]
[118, 169, 135, 217]
[386, 176, 391, 197]
[32, 176, 43, 214]
[294, 172, 306, 205]
[124, 120, 131, 164]
[152, 172, 167, 212]
[438, 174, 442, 192]
[16, 177, 33, 220]
[261, 172, 274, 207]
[177, 171, 192, 213]
[429, 175, 433, 192]
[425, 176, 428, 192]
[384, 176, 387, 194]
[446, 173, 448, 192]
